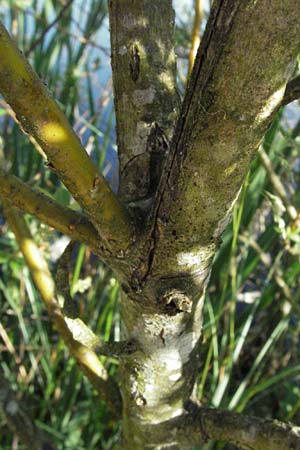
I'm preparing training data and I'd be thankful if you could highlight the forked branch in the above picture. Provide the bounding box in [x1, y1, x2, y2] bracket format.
[0, 22, 133, 253]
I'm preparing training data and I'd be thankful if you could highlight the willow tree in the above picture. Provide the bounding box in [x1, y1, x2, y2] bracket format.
[1, 1, 300, 449]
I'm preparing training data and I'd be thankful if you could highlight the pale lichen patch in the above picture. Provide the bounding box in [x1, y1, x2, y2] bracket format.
[133, 87, 156, 106]
[121, 13, 147, 29]
[125, 121, 152, 156]
[118, 45, 127, 55]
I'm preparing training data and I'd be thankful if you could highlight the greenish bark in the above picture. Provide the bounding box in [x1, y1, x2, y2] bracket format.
[2, 1, 300, 449]
[147, 0, 300, 281]
[112, 1, 300, 449]
[119, 288, 205, 450]
[108, 0, 180, 206]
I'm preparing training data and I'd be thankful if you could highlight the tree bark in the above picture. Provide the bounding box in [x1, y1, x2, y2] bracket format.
[108, 0, 180, 207]
[1, 1, 300, 449]
[113, 1, 300, 449]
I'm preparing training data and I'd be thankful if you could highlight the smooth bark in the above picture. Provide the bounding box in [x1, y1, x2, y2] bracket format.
[0, 22, 133, 252]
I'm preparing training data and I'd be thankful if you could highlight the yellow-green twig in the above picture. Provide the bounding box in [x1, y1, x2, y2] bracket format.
[188, 0, 202, 76]
[3, 204, 122, 416]
[0, 167, 101, 252]
[0, 22, 133, 252]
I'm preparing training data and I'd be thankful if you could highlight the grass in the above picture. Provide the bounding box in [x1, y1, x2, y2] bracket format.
[1, 1, 300, 449]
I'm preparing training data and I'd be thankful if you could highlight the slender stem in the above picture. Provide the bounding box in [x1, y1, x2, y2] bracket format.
[56, 241, 138, 357]
[25, 0, 74, 57]
[108, 0, 179, 203]
[3, 204, 122, 416]
[0, 167, 101, 252]
[177, 405, 300, 450]
[0, 22, 134, 252]
[188, 0, 202, 76]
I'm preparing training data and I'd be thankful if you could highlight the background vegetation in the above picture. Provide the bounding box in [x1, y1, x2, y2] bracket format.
[1, 1, 300, 449]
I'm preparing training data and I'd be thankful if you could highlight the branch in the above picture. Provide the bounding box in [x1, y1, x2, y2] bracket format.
[0, 22, 133, 252]
[3, 204, 122, 417]
[0, 368, 58, 450]
[179, 406, 300, 450]
[56, 241, 138, 358]
[0, 167, 101, 252]
[145, 0, 300, 282]
[282, 74, 300, 106]
[108, 0, 180, 204]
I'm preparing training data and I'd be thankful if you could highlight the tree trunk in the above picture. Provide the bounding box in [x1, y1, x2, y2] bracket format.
[2, 0, 300, 449]
[119, 287, 205, 450]
[111, 1, 300, 448]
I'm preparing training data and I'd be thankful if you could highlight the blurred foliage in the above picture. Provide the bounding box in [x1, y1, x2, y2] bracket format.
[1, 1, 300, 449]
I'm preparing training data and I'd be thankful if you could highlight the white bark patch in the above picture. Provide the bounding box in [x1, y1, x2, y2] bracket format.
[177, 248, 213, 273]
[163, 348, 182, 372]
[142, 332, 196, 408]
[177, 250, 205, 268]
[118, 45, 127, 55]
[133, 87, 156, 105]
[125, 121, 152, 157]
[255, 85, 285, 124]
[169, 372, 181, 381]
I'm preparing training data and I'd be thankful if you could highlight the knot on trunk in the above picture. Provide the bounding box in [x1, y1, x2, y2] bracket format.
[158, 289, 192, 314]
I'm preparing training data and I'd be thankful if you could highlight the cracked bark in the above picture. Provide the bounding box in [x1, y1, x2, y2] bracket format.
[111, 1, 300, 449]
[2, 1, 300, 449]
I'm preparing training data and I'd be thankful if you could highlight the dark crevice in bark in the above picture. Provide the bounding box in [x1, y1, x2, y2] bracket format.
[134, 0, 242, 286]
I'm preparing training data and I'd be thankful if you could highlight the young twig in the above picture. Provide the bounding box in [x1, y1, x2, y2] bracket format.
[188, 0, 202, 76]
[2, 204, 122, 417]
[0, 22, 134, 253]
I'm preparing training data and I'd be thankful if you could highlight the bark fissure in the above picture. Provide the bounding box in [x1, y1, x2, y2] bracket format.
[132, 0, 241, 286]
[2, 1, 300, 449]
[114, 1, 300, 449]
[108, 0, 180, 204]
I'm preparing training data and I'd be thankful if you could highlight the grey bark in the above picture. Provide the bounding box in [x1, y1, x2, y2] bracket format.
[108, 1, 300, 449]
[2, 1, 300, 449]
[108, 0, 180, 207]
